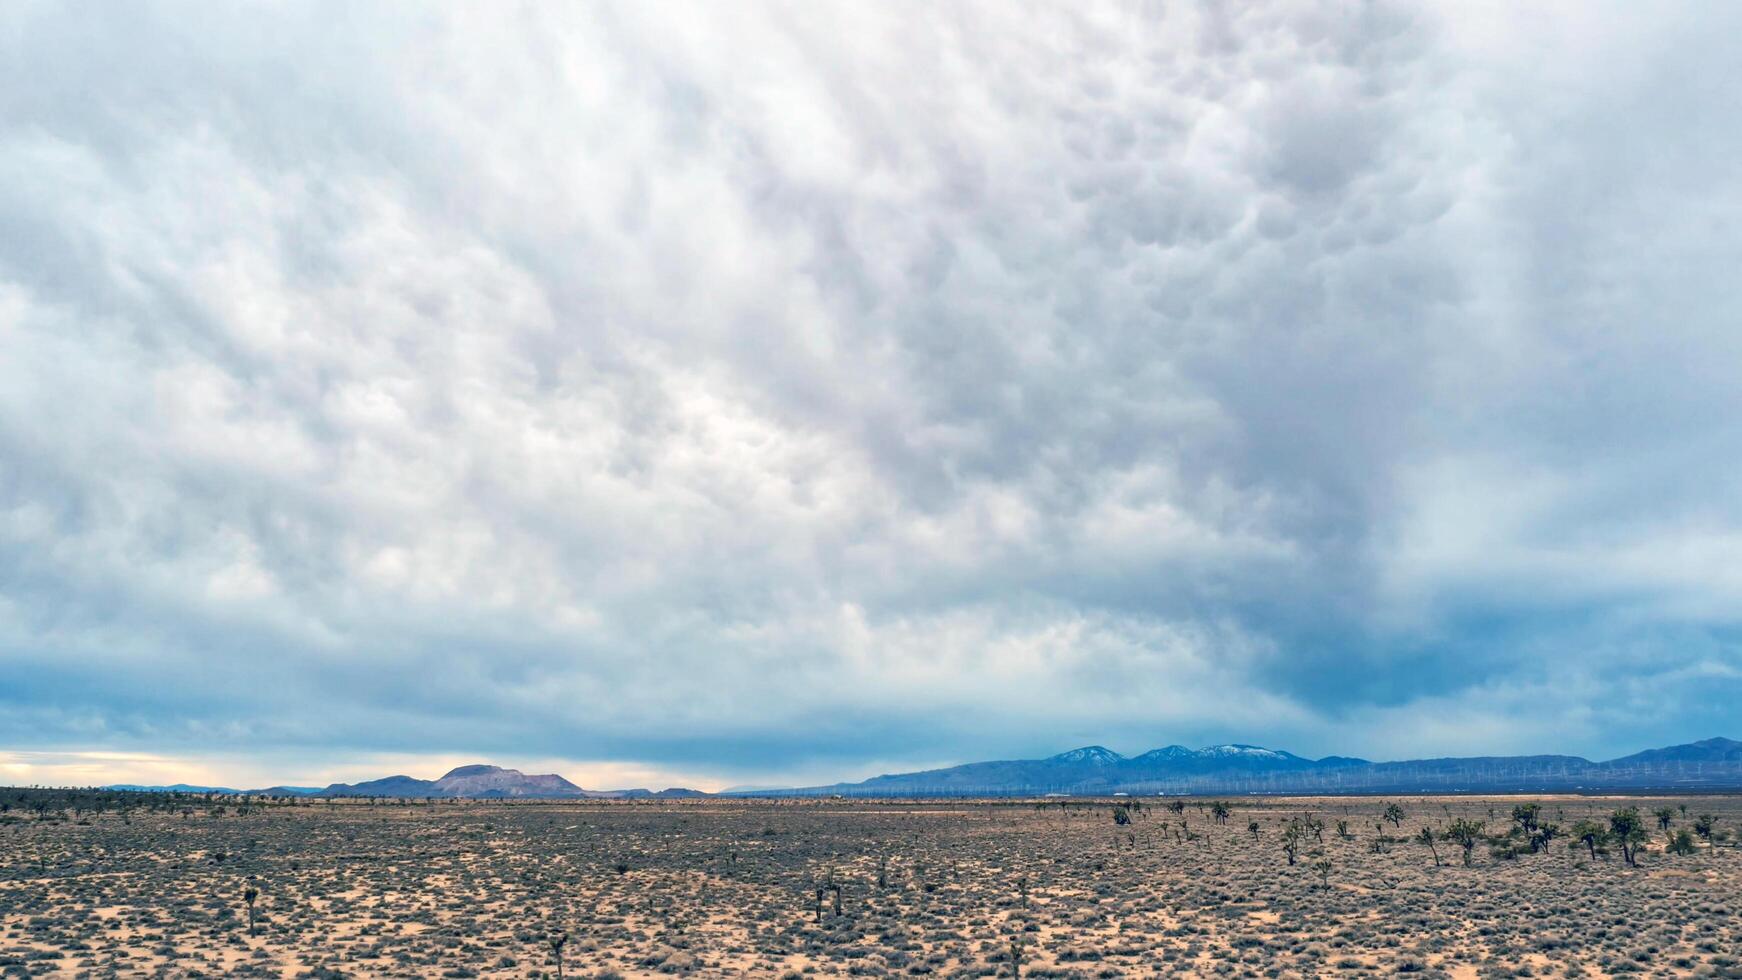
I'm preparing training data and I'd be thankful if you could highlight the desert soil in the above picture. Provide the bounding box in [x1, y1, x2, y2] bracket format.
[2, 792, 1739, 978]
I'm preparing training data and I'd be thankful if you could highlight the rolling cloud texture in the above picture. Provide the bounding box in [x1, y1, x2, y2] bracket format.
[2, 2, 1740, 785]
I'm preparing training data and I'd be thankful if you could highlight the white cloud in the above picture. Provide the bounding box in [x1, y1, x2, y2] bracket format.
[1, 0, 1739, 782]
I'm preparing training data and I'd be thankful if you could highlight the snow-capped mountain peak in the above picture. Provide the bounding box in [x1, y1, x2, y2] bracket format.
[1049, 745, 1125, 765]
[1131, 745, 1196, 760]
[1196, 744, 1295, 759]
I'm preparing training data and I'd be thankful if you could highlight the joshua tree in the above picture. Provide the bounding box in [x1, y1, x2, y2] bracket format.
[877, 855, 888, 890]
[1248, 820, 1260, 839]
[1610, 807, 1647, 867]
[1009, 937, 1025, 978]
[1667, 830, 1696, 856]
[1511, 804, 1541, 833]
[1570, 819, 1607, 859]
[1281, 821, 1304, 866]
[1210, 801, 1231, 824]
[1312, 858, 1332, 889]
[1654, 807, 1676, 833]
[1442, 819, 1484, 867]
[830, 879, 843, 917]
[1528, 823, 1560, 854]
[1167, 801, 1186, 816]
[1693, 814, 1716, 842]
[1335, 819, 1351, 840]
[548, 931, 569, 980]
[243, 886, 260, 936]
[1112, 805, 1132, 826]
[1416, 826, 1442, 867]
[1383, 803, 1406, 827]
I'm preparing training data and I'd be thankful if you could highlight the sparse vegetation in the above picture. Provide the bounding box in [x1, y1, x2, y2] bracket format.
[1, 788, 1738, 976]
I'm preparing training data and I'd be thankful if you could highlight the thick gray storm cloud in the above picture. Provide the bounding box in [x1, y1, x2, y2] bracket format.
[2, 2, 1740, 785]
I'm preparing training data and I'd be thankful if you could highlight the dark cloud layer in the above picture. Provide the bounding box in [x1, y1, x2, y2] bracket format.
[3, 1, 1740, 783]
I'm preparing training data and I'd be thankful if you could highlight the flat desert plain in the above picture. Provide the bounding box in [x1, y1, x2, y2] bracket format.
[3, 792, 1739, 978]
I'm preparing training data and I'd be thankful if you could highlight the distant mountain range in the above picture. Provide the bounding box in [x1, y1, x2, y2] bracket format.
[107, 765, 705, 800]
[106, 783, 324, 796]
[98, 738, 1742, 799]
[730, 737, 1742, 797]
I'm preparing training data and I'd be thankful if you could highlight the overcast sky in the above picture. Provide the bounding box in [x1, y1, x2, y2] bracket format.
[3, 1, 1740, 791]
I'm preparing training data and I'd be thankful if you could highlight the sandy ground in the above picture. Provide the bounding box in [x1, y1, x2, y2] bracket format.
[2, 792, 1739, 977]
